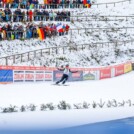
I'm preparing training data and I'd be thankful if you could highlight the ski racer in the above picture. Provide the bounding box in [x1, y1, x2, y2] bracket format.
[56, 64, 78, 85]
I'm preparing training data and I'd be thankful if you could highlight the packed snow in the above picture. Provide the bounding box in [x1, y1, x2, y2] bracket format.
[0, 71, 134, 129]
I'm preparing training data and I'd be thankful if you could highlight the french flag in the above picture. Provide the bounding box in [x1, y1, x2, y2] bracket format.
[56, 24, 63, 32]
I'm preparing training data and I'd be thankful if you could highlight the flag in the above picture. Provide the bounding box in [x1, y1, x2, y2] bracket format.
[56, 24, 63, 32]
[37, 28, 45, 40]
[83, 0, 91, 8]
[85, 3, 91, 8]
[44, 0, 48, 4]
[83, 0, 87, 5]
[40, 28, 45, 40]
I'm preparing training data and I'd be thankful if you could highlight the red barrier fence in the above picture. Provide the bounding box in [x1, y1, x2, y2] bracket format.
[0, 61, 132, 83]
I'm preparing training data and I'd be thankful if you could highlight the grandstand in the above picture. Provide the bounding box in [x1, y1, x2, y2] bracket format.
[0, 0, 134, 67]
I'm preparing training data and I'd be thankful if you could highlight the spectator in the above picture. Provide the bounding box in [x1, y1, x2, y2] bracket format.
[0, 23, 70, 40]
[0, 8, 71, 22]
[28, 10, 33, 21]
[0, 0, 91, 9]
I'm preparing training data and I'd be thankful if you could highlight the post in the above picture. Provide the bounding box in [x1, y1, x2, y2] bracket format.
[124, 41, 126, 46]
[6, 57, 8, 66]
[85, 28, 87, 34]
[71, 29, 72, 36]
[28, 52, 30, 60]
[49, 48, 50, 55]
[21, 54, 23, 62]
[126, 16, 128, 21]
[89, 44, 90, 50]
[63, 47, 65, 54]
[13, 55, 15, 64]
[41, 49, 42, 57]
[56, 48, 58, 54]
[34, 51, 36, 58]
[126, 28, 127, 33]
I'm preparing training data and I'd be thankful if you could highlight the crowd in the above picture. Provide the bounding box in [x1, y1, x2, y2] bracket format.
[0, 8, 70, 22]
[0, 22, 70, 40]
[0, 0, 91, 9]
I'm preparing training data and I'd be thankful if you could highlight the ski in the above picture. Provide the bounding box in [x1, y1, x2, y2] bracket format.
[51, 84, 69, 86]
[51, 84, 61, 86]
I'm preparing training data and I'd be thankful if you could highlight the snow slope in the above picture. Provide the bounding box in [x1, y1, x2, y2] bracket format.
[0, 71, 134, 130]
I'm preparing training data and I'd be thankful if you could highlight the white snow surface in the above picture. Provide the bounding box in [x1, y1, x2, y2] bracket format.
[0, 0, 134, 131]
[0, 71, 134, 130]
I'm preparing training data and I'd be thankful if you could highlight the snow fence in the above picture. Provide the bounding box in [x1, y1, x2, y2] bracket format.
[0, 62, 132, 83]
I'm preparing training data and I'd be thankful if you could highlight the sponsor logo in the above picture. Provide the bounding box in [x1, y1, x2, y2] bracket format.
[25, 74, 34, 80]
[83, 73, 95, 80]
[55, 73, 62, 78]
[14, 74, 24, 80]
[45, 74, 52, 79]
[36, 74, 44, 79]
[72, 73, 81, 78]
[101, 73, 110, 77]
[116, 69, 124, 74]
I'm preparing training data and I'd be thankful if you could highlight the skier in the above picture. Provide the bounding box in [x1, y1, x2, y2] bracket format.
[55, 64, 78, 85]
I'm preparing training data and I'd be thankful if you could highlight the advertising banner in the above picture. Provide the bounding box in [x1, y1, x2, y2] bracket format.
[70, 71, 83, 81]
[53, 70, 83, 82]
[53, 71, 65, 82]
[45, 71, 53, 81]
[25, 71, 35, 82]
[83, 70, 99, 80]
[100, 68, 111, 79]
[35, 71, 44, 81]
[0, 70, 13, 82]
[0, 61, 132, 83]
[114, 64, 124, 76]
[13, 71, 25, 82]
[124, 63, 132, 73]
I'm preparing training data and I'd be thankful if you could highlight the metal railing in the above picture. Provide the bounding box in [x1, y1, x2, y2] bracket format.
[0, 39, 134, 66]
[93, 0, 131, 8]
[69, 27, 134, 35]
[1, 15, 134, 23]
[0, 14, 71, 22]
[71, 15, 134, 21]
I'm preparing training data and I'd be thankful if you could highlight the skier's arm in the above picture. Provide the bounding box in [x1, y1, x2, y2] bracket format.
[69, 69, 78, 73]
[57, 67, 65, 71]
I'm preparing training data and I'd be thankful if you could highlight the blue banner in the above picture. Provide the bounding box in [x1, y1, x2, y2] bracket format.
[53, 71, 83, 82]
[0, 70, 13, 82]
[69, 71, 83, 81]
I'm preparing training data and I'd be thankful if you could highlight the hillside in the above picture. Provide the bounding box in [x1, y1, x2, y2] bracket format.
[0, 0, 134, 67]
